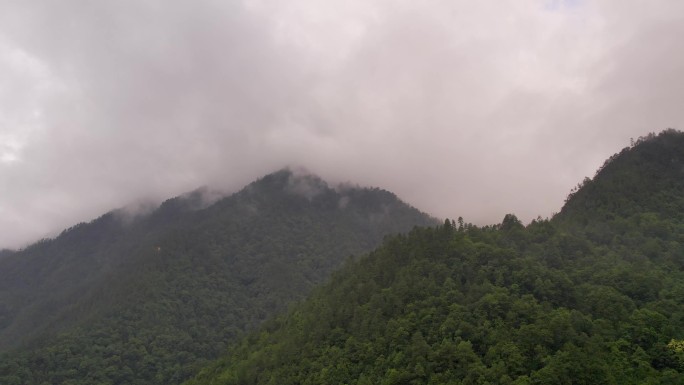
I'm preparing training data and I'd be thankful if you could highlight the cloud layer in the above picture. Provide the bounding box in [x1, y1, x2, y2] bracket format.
[1, 0, 683, 248]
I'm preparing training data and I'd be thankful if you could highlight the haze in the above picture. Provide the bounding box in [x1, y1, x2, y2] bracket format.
[1, 0, 683, 249]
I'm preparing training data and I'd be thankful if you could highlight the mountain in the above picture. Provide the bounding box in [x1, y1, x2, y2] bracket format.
[559, 128, 684, 225]
[185, 130, 684, 385]
[0, 169, 437, 385]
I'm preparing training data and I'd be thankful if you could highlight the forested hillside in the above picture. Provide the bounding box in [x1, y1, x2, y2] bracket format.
[0, 169, 436, 385]
[559, 129, 684, 227]
[186, 130, 684, 385]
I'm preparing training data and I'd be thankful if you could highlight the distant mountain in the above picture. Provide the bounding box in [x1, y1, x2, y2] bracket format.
[0, 168, 437, 385]
[186, 130, 684, 385]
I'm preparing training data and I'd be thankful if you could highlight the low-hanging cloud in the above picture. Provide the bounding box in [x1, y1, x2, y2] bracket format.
[0, 0, 683, 248]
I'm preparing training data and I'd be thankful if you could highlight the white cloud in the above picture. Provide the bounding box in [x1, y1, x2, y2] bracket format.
[0, 0, 682, 248]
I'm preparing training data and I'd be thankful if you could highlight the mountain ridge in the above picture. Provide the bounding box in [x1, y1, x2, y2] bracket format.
[0, 168, 438, 385]
[185, 130, 684, 385]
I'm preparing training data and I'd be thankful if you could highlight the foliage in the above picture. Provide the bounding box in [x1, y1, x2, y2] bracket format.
[0, 169, 436, 385]
[186, 130, 684, 385]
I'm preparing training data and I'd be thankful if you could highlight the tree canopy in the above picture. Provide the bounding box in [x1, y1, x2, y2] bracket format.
[186, 130, 684, 385]
[0, 169, 436, 385]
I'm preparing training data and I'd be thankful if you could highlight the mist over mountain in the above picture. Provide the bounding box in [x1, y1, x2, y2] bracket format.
[2, 131, 684, 384]
[2, 1, 683, 251]
[0, 169, 436, 384]
[185, 130, 684, 385]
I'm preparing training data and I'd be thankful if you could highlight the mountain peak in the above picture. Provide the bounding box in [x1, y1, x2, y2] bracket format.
[250, 167, 329, 201]
[0, 170, 437, 385]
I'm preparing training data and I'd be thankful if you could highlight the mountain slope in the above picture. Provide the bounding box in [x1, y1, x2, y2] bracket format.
[186, 131, 684, 385]
[560, 128, 684, 223]
[0, 169, 437, 385]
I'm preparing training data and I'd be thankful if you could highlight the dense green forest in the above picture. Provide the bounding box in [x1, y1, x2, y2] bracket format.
[0, 169, 436, 385]
[186, 130, 684, 385]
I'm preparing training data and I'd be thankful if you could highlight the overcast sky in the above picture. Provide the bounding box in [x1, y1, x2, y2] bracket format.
[0, 0, 683, 249]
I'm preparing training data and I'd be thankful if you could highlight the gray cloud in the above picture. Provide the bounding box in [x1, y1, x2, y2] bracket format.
[0, 0, 683, 248]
